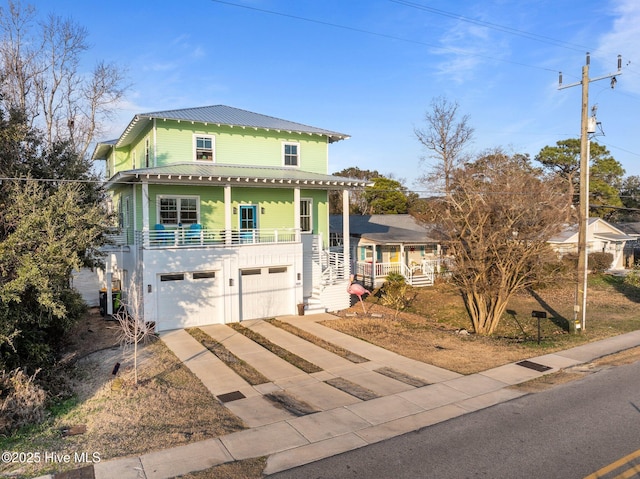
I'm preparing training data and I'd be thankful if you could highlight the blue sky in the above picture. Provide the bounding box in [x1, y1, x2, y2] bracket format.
[27, 0, 640, 191]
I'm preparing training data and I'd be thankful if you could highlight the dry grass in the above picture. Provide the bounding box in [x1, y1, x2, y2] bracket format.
[327, 276, 640, 375]
[0, 311, 245, 478]
[187, 328, 269, 385]
[179, 457, 267, 479]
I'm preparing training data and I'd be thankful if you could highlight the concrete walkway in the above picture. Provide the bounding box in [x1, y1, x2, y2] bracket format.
[38, 315, 640, 479]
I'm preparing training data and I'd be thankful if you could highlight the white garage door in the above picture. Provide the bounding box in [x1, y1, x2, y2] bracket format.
[156, 271, 223, 331]
[240, 266, 293, 320]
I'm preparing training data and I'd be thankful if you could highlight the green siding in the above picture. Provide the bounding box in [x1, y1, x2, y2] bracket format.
[107, 117, 337, 243]
[149, 120, 328, 173]
[114, 185, 328, 237]
[301, 189, 329, 240]
[148, 185, 225, 228]
[231, 188, 295, 230]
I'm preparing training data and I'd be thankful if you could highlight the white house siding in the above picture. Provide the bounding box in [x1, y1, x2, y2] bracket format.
[139, 243, 303, 331]
[71, 268, 102, 307]
[318, 281, 351, 312]
[157, 271, 223, 330]
[239, 266, 293, 320]
[302, 234, 319, 298]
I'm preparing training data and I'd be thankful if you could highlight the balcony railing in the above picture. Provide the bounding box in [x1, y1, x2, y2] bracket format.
[134, 227, 300, 249]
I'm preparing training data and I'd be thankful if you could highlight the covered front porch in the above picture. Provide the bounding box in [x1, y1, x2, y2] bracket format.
[354, 242, 447, 288]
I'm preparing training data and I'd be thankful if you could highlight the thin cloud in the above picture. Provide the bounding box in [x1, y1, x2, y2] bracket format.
[596, 0, 640, 93]
[431, 17, 511, 83]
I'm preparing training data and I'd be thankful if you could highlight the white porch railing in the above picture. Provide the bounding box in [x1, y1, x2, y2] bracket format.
[356, 261, 404, 278]
[356, 257, 452, 287]
[135, 228, 300, 248]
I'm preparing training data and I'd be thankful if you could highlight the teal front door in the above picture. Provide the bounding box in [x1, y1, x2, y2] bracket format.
[239, 205, 257, 230]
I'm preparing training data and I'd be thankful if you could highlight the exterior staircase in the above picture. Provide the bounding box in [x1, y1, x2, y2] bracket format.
[408, 272, 433, 287]
[404, 261, 435, 287]
[303, 239, 349, 315]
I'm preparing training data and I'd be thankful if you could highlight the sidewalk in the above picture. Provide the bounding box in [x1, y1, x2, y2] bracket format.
[38, 316, 640, 479]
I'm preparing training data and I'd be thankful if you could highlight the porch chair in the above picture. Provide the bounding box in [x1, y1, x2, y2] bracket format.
[154, 223, 173, 245]
[185, 223, 203, 244]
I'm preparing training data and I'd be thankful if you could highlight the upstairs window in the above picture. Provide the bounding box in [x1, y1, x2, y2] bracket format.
[283, 142, 299, 166]
[145, 137, 151, 167]
[158, 196, 199, 225]
[195, 135, 214, 161]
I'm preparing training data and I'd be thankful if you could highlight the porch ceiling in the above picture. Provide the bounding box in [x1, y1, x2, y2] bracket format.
[105, 163, 372, 190]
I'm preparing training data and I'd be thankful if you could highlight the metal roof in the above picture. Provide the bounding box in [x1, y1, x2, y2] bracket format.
[105, 163, 372, 190]
[113, 105, 349, 149]
[330, 214, 439, 243]
[613, 222, 640, 236]
[593, 232, 635, 242]
[92, 139, 117, 161]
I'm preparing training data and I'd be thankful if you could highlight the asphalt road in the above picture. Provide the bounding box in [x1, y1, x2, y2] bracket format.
[270, 361, 640, 479]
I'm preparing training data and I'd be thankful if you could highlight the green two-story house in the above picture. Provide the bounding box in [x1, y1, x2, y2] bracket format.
[93, 105, 366, 331]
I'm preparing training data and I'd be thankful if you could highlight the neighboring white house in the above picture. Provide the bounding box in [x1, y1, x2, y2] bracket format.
[548, 217, 636, 270]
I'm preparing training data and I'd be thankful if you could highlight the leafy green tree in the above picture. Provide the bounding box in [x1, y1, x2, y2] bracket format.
[363, 177, 410, 214]
[619, 175, 640, 221]
[535, 139, 625, 218]
[0, 106, 108, 372]
[0, 179, 107, 370]
[330, 167, 380, 214]
[330, 167, 419, 215]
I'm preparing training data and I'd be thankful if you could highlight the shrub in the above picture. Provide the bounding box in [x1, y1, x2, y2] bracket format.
[385, 272, 406, 285]
[588, 252, 614, 273]
[381, 274, 411, 319]
[561, 253, 579, 271]
[624, 265, 640, 288]
[0, 368, 47, 435]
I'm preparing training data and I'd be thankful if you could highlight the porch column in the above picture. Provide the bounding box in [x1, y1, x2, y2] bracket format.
[342, 190, 350, 278]
[132, 185, 137, 245]
[141, 181, 149, 248]
[105, 255, 113, 316]
[371, 244, 377, 288]
[294, 187, 301, 242]
[224, 185, 232, 245]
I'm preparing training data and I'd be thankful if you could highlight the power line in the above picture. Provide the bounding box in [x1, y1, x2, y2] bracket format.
[389, 0, 590, 53]
[210, 0, 558, 74]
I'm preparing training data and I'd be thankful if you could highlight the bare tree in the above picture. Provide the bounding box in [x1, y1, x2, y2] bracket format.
[114, 272, 154, 385]
[432, 149, 569, 335]
[0, 1, 127, 158]
[0, 1, 39, 118]
[415, 96, 474, 196]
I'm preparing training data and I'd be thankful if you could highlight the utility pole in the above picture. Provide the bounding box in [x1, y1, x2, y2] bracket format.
[559, 53, 622, 332]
